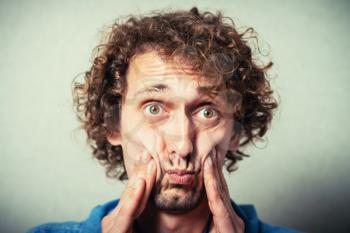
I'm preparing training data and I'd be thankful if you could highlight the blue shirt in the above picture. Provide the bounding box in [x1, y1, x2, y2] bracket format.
[27, 199, 303, 233]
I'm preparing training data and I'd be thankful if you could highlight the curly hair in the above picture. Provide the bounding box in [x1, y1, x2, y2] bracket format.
[73, 7, 278, 180]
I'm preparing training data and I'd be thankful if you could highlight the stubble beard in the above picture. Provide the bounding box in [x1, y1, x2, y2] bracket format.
[150, 172, 205, 213]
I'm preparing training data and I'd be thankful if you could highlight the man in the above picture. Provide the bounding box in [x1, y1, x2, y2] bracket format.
[28, 7, 301, 233]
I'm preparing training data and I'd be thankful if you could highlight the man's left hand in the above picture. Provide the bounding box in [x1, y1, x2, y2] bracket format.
[204, 148, 245, 233]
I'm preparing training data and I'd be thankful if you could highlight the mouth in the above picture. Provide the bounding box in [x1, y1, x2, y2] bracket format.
[165, 170, 195, 185]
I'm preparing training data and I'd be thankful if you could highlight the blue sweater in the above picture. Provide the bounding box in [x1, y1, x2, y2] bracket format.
[27, 199, 303, 233]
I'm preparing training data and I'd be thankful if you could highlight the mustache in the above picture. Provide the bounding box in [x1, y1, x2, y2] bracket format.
[156, 157, 202, 174]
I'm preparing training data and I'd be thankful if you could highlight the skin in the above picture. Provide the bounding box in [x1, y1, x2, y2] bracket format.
[103, 50, 245, 233]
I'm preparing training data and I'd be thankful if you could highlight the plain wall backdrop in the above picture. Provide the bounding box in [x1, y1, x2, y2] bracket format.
[1, 0, 349, 232]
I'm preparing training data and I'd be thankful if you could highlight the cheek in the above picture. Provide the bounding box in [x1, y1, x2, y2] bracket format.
[120, 120, 164, 178]
[196, 125, 232, 166]
[124, 125, 166, 156]
[121, 107, 154, 157]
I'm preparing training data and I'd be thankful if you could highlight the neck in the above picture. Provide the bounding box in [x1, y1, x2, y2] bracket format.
[136, 197, 211, 233]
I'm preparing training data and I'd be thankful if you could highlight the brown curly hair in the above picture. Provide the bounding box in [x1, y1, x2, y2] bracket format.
[73, 7, 278, 180]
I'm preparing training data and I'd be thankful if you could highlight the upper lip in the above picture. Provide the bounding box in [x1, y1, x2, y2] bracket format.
[166, 169, 195, 175]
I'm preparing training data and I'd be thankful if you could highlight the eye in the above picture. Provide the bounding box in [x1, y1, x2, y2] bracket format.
[197, 107, 219, 119]
[144, 102, 164, 116]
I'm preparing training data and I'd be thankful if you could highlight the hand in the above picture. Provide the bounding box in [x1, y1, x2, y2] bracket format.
[204, 148, 245, 233]
[101, 151, 157, 233]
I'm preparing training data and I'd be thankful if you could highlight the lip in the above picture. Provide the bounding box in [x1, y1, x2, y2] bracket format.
[166, 170, 195, 185]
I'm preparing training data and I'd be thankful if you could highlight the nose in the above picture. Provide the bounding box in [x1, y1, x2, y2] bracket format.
[167, 111, 194, 159]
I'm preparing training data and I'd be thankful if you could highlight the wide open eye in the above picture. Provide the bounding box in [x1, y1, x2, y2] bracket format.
[147, 104, 161, 114]
[196, 107, 219, 119]
[143, 102, 165, 117]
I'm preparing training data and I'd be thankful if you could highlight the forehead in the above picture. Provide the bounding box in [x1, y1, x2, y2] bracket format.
[129, 51, 198, 79]
[126, 51, 217, 95]
[123, 51, 239, 112]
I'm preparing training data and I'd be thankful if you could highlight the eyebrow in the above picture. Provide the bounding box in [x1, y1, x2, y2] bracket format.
[134, 83, 170, 97]
[134, 83, 220, 98]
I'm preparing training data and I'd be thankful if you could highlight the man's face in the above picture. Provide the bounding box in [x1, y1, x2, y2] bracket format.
[108, 51, 237, 213]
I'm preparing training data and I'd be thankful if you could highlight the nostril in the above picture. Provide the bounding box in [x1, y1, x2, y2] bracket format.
[185, 153, 191, 164]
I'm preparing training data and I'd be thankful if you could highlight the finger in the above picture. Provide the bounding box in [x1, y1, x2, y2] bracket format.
[213, 147, 229, 196]
[211, 149, 226, 195]
[205, 150, 245, 233]
[118, 178, 146, 218]
[204, 156, 235, 233]
[204, 156, 228, 216]
[109, 150, 151, 217]
[102, 150, 157, 233]
[105, 178, 146, 233]
[206, 149, 229, 206]
[136, 158, 156, 215]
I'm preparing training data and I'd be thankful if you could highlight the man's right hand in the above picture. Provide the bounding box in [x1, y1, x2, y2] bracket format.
[101, 151, 157, 233]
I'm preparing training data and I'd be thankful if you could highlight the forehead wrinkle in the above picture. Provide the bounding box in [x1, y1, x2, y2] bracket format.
[128, 52, 231, 105]
[133, 65, 197, 80]
[130, 52, 198, 79]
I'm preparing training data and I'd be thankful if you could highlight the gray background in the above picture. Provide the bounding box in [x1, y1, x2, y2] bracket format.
[1, 0, 349, 232]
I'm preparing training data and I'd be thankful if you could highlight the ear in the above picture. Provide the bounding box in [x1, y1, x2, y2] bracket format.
[106, 131, 122, 146]
[228, 131, 240, 152]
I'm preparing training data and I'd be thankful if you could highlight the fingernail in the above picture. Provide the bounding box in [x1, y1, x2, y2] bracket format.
[147, 160, 155, 174]
[133, 179, 142, 189]
[205, 157, 212, 170]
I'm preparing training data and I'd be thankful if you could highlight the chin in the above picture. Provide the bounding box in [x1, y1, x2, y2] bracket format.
[150, 175, 205, 213]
